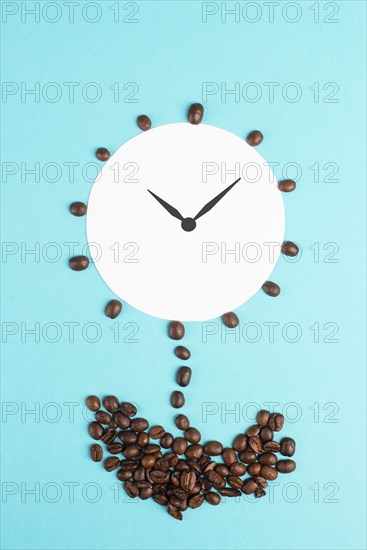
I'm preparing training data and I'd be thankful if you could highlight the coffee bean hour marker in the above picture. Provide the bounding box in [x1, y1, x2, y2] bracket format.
[278, 179, 296, 192]
[137, 114, 152, 131]
[69, 255, 89, 271]
[262, 281, 281, 297]
[281, 241, 299, 257]
[69, 201, 87, 217]
[95, 147, 110, 161]
[246, 130, 263, 147]
[105, 299, 122, 319]
[188, 103, 204, 125]
[222, 311, 239, 328]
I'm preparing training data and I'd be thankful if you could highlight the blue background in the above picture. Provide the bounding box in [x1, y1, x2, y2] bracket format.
[1, 1, 366, 549]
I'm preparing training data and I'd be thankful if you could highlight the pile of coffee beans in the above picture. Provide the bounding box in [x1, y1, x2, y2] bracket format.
[87, 395, 296, 520]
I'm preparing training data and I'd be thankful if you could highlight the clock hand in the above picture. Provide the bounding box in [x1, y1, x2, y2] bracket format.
[147, 190, 184, 221]
[193, 178, 241, 221]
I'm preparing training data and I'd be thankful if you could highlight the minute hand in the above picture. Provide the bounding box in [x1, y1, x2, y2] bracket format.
[194, 178, 241, 221]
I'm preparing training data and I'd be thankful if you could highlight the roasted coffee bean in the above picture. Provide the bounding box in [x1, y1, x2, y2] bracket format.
[123, 444, 140, 459]
[124, 481, 138, 498]
[262, 281, 281, 297]
[206, 470, 225, 490]
[130, 417, 149, 432]
[263, 441, 281, 452]
[242, 478, 258, 495]
[155, 458, 169, 472]
[260, 465, 278, 480]
[199, 455, 211, 467]
[168, 321, 185, 340]
[119, 431, 138, 444]
[230, 462, 247, 476]
[149, 470, 167, 484]
[184, 428, 201, 444]
[117, 469, 133, 481]
[246, 130, 263, 147]
[104, 457, 120, 472]
[187, 460, 202, 475]
[120, 459, 138, 471]
[204, 441, 223, 456]
[215, 464, 230, 478]
[167, 504, 183, 521]
[175, 414, 190, 430]
[278, 179, 296, 192]
[280, 437, 296, 457]
[107, 443, 123, 454]
[69, 255, 89, 271]
[109, 420, 117, 429]
[149, 425, 165, 439]
[174, 346, 191, 360]
[105, 300, 122, 319]
[101, 428, 117, 444]
[176, 367, 192, 387]
[222, 448, 237, 467]
[95, 411, 111, 425]
[188, 103, 204, 125]
[141, 454, 156, 469]
[144, 444, 160, 454]
[228, 475, 243, 489]
[232, 434, 248, 452]
[90, 444, 103, 462]
[201, 479, 212, 493]
[259, 452, 277, 466]
[239, 451, 257, 464]
[281, 241, 299, 257]
[248, 436, 263, 454]
[185, 444, 203, 460]
[120, 402, 137, 417]
[268, 413, 285, 432]
[171, 391, 185, 408]
[164, 452, 178, 468]
[188, 494, 204, 509]
[86, 395, 100, 411]
[180, 471, 196, 492]
[220, 488, 241, 497]
[139, 487, 153, 500]
[260, 427, 274, 442]
[222, 311, 239, 328]
[276, 459, 296, 473]
[246, 425, 260, 436]
[254, 476, 268, 489]
[205, 492, 221, 505]
[137, 115, 152, 131]
[137, 432, 149, 448]
[96, 147, 110, 161]
[203, 461, 216, 474]
[255, 488, 266, 498]
[257, 410, 270, 427]
[172, 437, 188, 455]
[160, 433, 174, 449]
[153, 494, 168, 506]
[70, 201, 87, 217]
[103, 396, 119, 413]
[247, 463, 262, 476]
[88, 422, 104, 440]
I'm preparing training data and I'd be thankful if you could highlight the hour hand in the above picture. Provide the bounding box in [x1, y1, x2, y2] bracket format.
[147, 190, 184, 221]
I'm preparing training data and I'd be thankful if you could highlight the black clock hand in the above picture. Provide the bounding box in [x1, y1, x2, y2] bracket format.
[193, 178, 241, 221]
[147, 190, 184, 221]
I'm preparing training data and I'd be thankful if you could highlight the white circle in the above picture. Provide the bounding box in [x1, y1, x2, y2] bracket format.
[87, 123, 284, 320]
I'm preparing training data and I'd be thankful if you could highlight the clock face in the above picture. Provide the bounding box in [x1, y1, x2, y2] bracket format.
[87, 123, 285, 321]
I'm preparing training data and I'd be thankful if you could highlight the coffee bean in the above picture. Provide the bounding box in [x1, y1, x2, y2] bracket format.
[280, 437, 296, 457]
[104, 456, 120, 472]
[176, 367, 192, 387]
[154, 494, 168, 506]
[259, 452, 277, 466]
[120, 459, 138, 471]
[215, 464, 230, 478]
[130, 418, 149, 432]
[114, 411, 131, 429]
[220, 488, 241, 497]
[204, 441, 223, 456]
[239, 451, 256, 464]
[174, 346, 191, 360]
[164, 452, 178, 468]
[278, 179, 296, 192]
[246, 425, 260, 436]
[185, 444, 203, 460]
[137, 115, 152, 131]
[101, 428, 117, 444]
[149, 425, 165, 439]
[230, 462, 247, 476]
[263, 441, 280, 452]
[144, 444, 160, 454]
[172, 437, 188, 455]
[149, 470, 167, 484]
[103, 396, 119, 413]
[123, 444, 140, 459]
[242, 478, 258, 495]
[262, 281, 281, 297]
[96, 147, 110, 161]
[188, 494, 204, 509]
[246, 130, 263, 147]
[95, 411, 111, 424]
[232, 434, 248, 452]
[228, 475, 243, 489]
[268, 413, 285, 432]
[171, 391, 185, 408]
[168, 321, 185, 340]
[88, 422, 104, 440]
[70, 201, 87, 217]
[247, 463, 262, 476]
[139, 487, 153, 500]
[205, 492, 221, 505]
[120, 402, 137, 417]
[222, 312, 239, 328]
[69, 255, 89, 271]
[260, 427, 274, 442]
[137, 432, 149, 448]
[86, 395, 100, 411]
[124, 481, 138, 498]
[117, 469, 133, 481]
[188, 103, 204, 125]
[107, 443, 123, 454]
[248, 436, 263, 454]
[119, 431, 138, 444]
[105, 300, 122, 319]
[175, 414, 190, 431]
[180, 471, 196, 492]
[260, 465, 278, 480]
[90, 444, 103, 462]
[206, 470, 225, 490]
[276, 459, 296, 473]
[160, 433, 174, 449]
[222, 448, 237, 467]
[141, 454, 156, 469]
[167, 504, 183, 521]
[257, 410, 270, 427]
[281, 241, 299, 257]
[184, 428, 201, 444]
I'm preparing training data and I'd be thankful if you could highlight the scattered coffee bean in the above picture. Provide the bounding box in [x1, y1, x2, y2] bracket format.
[123, 444, 140, 459]
[69, 255, 89, 271]
[204, 441, 223, 456]
[188, 494, 204, 508]
[185, 428, 201, 444]
[141, 454, 156, 469]
[257, 410, 270, 427]
[90, 444, 103, 462]
[230, 462, 246, 476]
[246, 130, 263, 147]
[205, 492, 221, 505]
[95, 411, 111, 425]
[268, 413, 285, 432]
[281, 241, 299, 257]
[248, 436, 263, 454]
[259, 452, 277, 466]
[215, 464, 229, 478]
[242, 478, 258, 495]
[149, 425, 165, 439]
[227, 475, 243, 489]
[188, 103, 204, 125]
[124, 481, 138, 498]
[169, 321, 185, 340]
[220, 488, 241, 497]
[278, 179, 296, 192]
[239, 451, 257, 464]
[206, 470, 225, 490]
[104, 456, 120, 472]
[175, 414, 190, 430]
[232, 434, 248, 452]
[160, 433, 174, 449]
[222, 448, 237, 467]
[137, 433, 149, 448]
[168, 504, 183, 521]
[103, 396, 119, 413]
[185, 444, 203, 460]
[260, 465, 278, 480]
[172, 437, 188, 455]
[181, 471, 196, 492]
[119, 431, 138, 444]
[96, 147, 110, 161]
[130, 418, 149, 432]
[120, 402, 137, 417]
[222, 312, 239, 328]
[70, 201, 87, 217]
[260, 427, 274, 442]
[176, 367, 192, 387]
[280, 437, 296, 457]
[107, 443, 123, 454]
[114, 411, 131, 430]
[86, 395, 100, 411]
[276, 459, 296, 473]
[102, 427, 117, 444]
[246, 425, 260, 436]
[262, 281, 281, 297]
[105, 300, 122, 319]
[174, 346, 191, 360]
[171, 391, 185, 408]
[137, 115, 152, 131]
[255, 488, 266, 498]
[247, 463, 262, 476]
[88, 422, 104, 440]
[263, 441, 281, 452]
